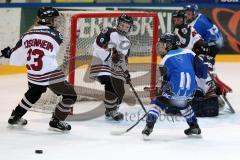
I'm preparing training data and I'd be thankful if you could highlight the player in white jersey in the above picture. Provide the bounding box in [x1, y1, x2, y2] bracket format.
[89, 14, 133, 121]
[172, 10, 203, 51]
[1, 7, 77, 131]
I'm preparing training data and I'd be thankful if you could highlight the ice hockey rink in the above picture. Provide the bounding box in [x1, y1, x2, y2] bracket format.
[0, 62, 239, 160]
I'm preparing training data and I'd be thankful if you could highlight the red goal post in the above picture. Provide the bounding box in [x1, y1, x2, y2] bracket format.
[68, 12, 159, 99]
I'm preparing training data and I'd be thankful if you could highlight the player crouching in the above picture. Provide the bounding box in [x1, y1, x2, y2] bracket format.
[142, 33, 205, 137]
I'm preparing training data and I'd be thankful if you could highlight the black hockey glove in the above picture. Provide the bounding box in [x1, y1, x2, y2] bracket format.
[1, 46, 12, 58]
[111, 48, 120, 64]
[158, 65, 167, 77]
[199, 54, 215, 71]
[124, 70, 131, 84]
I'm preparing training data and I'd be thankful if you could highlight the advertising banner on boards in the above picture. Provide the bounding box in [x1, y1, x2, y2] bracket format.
[116, 7, 240, 54]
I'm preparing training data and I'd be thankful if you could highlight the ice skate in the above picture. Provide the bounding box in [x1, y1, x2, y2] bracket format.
[184, 120, 201, 136]
[142, 123, 154, 140]
[49, 116, 71, 132]
[105, 107, 124, 121]
[8, 110, 27, 127]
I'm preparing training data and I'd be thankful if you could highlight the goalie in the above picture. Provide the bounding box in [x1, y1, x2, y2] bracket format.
[89, 14, 133, 121]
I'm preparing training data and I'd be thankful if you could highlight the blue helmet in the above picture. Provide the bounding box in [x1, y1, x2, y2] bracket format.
[184, 4, 199, 20]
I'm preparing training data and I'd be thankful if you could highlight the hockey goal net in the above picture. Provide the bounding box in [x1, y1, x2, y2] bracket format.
[31, 11, 159, 116]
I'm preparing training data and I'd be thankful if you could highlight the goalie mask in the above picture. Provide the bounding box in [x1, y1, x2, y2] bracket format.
[117, 14, 134, 36]
[37, 7, 59, 26]
[156, 32, 180, 57]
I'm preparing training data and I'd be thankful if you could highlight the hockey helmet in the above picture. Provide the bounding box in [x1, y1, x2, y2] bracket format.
[184, 4, 199, 22]
[172, 10, 186, 28]
[117, 14, 134, 36]
[158, 32, 180, 53]
[37, 7, 59, 25]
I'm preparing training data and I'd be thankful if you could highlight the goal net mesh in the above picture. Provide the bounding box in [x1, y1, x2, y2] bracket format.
[31, 11, 158, 114]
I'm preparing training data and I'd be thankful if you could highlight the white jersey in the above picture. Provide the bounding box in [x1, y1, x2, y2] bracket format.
[90, 27, 130, 82]
[174, 25, 202, 50]
[10, 25, 65, 86]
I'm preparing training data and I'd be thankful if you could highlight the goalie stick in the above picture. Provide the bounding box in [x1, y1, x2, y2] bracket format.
[221, 95, 235, 113]
[210, 73, 235, 114]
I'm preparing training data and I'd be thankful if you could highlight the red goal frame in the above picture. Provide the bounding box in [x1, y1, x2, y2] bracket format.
[68, 12, 159, 99]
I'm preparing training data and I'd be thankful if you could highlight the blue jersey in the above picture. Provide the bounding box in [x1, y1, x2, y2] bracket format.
[161, 49, 197, 97]
[189, 14, 223, 47]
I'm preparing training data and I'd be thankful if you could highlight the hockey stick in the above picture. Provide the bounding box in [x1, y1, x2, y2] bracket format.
[120, 67, 147, 113]
[110, 111, 149, 136]
[221, 95, 235, 113]
[209, 73, 235, 113]
[110, 68, 148, 135]
[128, 81, 147, 113]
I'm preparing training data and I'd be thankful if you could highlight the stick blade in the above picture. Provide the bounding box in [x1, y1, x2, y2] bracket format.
[110, 130, 126, 136]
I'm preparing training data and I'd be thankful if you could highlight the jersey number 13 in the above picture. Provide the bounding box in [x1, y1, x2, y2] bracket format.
[26, 49, 44, 71]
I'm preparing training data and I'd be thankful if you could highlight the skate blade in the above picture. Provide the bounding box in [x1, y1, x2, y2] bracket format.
[7, 124, 26, 129]
[48, 127, 70, 133]
[105, 117, 123, 123]
[110, 130, 126, 136]
[142, 134, 151, 141]
[186, 134, 202, 138]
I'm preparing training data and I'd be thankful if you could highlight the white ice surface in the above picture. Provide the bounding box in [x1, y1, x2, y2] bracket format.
[0, 63, 240, 160]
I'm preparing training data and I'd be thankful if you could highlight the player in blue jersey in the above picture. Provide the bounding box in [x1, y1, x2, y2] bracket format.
[184, 4, 223, 69]
[142, 33, 207, 137]
[171, 10, 220, 117]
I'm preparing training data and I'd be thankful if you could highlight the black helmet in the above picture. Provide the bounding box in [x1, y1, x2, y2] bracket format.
[172, 10, 185, 19]
[117, 14, 134, 36]
[172, 10, 186, 28]
[159, 32, 180, 51]
[37, 7, 59, 25]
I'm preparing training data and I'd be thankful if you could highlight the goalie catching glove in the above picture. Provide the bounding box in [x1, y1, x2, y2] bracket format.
[1, 46, 12, 58]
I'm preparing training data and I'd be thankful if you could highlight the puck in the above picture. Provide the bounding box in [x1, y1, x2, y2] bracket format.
[35, 150, 43, 154]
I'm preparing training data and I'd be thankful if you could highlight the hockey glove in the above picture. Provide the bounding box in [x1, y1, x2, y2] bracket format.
[1, 46, 12, 58]
[124, 70, 131, 84]
[111, 48, 120, 64]
[158, 65, 167, 77]
[199, 54, 215, 71]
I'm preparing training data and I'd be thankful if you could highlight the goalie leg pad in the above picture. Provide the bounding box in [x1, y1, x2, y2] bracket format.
[192, 96, 219, 117]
